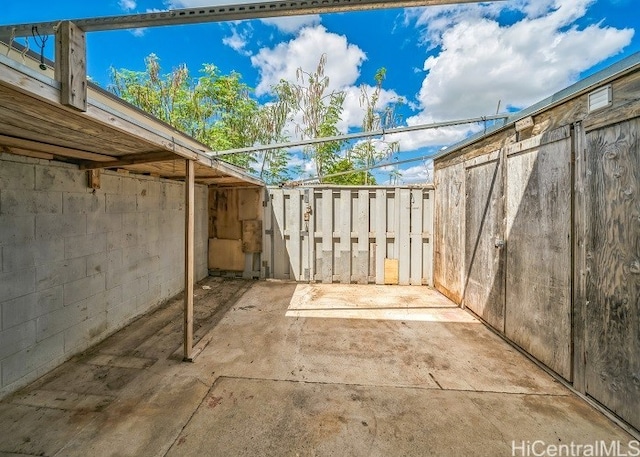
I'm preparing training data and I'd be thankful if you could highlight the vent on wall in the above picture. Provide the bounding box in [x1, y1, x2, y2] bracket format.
[588, 84, 612, 113]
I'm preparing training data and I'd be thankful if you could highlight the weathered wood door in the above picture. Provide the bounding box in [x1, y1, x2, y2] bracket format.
[582, 118, 640, 430]
[463, 151, 505, 332]
[504, 126, 573, 381]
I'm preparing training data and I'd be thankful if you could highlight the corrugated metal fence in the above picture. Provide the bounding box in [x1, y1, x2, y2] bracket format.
[263, 186, 434, 285]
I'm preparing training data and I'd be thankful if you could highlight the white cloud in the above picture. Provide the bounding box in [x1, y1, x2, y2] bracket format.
[119, 0, 137, 11]
[399, 0, 634, 151]
[397, 161, 434, 184]
[251, 25, 366, 96]
[222, 24, 253, 56]
[130, 28, 147, 37]
[261, 15, 321, 33]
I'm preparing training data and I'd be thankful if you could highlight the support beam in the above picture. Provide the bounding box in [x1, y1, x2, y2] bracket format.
[0, 134, 116, 161]
[55, 21, 87, 111]
[183, 159, 195, 362]
[0, 0, 504, 37]
[79, 150, 177, 169]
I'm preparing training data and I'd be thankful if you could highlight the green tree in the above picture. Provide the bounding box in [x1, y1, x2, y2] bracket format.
[349, 67, 404, 185]
[278, 54, 348, 183]
[108, 54, 292, 181]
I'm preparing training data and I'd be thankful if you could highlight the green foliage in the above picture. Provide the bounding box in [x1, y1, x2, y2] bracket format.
[108, 54, 291, 181]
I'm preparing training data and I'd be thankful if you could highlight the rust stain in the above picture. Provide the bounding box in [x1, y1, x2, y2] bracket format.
[207, 396, 223, 409]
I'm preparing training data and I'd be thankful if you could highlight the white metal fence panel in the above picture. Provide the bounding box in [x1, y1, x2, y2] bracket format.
[263, 186, 434, 285]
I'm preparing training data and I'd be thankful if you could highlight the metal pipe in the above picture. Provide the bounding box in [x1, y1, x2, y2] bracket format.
[210, 113, 509, 157]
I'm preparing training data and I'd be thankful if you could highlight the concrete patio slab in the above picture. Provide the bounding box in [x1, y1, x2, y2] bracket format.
[0, 278, 635, 457]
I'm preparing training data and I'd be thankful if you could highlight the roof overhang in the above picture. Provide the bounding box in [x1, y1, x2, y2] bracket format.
[0, 47, 263, 187]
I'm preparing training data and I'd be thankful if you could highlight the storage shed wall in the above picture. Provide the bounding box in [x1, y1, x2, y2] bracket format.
[433, 67, 640, 431]
[0, 153, 209, 398]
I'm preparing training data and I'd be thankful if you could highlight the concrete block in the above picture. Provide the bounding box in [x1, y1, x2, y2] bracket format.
[136, 284, 161, 312]
[36, 257, 86, 291]
[121, 176, 138, 196]
[63, 272, 105, 306]
[105, 285, 123, 310]
[106, 299, 137, 331]
[99, 173, 122, 194]
[106, 250, 123, 290]
[64, 232, 107, 259]
[0, 320, 36, 359]
[63, 192, 105, 214]
[1, 239, 65, 272]
[0, 160, 35, 190]
[87, 212, 122, 235]
[1, 293, 37, 330]
[63, 312, 107, 354]
[36, 286, 64, 317]
[106, 194, 136, 213]
[0, 216, 35, 246]
[36, 214, 86, 240]
[36, 297, 90, 342]
[35, 165, 85, 193]
[0, 190, 62, 215]
[86, 252, 109, 276]
[122, 275, 149, 300]
[1, 332, 64, 387]
[0, 268, 35, 303]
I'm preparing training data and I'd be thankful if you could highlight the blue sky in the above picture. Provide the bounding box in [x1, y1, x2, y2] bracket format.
[2, 0, 638, 183]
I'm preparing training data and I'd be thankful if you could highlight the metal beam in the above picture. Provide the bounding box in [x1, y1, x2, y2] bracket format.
[0, 0, 504, 37]
[210, 113, 509, 157]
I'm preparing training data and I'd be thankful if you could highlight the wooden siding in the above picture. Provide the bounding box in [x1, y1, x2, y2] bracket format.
[504, 127, 572, 381]
[434, 163, 465, 302]
[463, 150, 505, 332]
[583, 117, 640, 431]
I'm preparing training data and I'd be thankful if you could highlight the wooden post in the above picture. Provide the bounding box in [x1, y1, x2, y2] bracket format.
[184, 159, 195, 361]
[55, 21, 87, 111]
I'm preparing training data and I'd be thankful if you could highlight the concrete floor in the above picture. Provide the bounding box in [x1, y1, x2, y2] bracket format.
[0, 278, 635, 456]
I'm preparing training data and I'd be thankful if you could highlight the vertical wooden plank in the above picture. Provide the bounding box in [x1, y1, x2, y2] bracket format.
[398, 189, 411, 285]
[307, 188, 316, 282]
[463, 154, 505, 332]
[339, 189, 352, 283]
[321, 188, 333, 283]
[505, 128, 572, 380]
[410, 188, 423, 286]
[584, 118, 640, 431]
[375, 189, 386, 284]
[183, 159, 195, 361]
[392, 189, 400, 260]
[272, 189, 287, 279]
[354, 189, 369, 284]
[55, 21, 87, 111]
[433, 163, 466, 303]
[572, 122, 587, 394]
[289, 189, 302, 280]
[262, 189, 273, 278]
[422, 190, 434, 286]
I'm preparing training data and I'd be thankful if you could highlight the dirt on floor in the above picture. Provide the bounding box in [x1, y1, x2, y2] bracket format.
[0, 278, 635, 457]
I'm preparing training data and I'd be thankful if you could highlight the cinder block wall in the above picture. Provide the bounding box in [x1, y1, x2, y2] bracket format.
[0, 153, 208, 398]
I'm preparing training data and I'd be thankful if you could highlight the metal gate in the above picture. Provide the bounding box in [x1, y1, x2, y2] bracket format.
[263, 186, 434, 285]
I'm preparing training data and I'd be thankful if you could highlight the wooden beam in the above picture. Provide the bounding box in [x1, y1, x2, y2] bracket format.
[88, 169, 101, 189]
[55, 21, 87, 111]
[184, 159, 195, 362]
[0, 134, 116, 161]
[1, 146, 54, 160]
[79, 150, 177, 169]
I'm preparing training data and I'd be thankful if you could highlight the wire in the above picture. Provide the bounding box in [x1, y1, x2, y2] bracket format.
[31, 26, 48, 70]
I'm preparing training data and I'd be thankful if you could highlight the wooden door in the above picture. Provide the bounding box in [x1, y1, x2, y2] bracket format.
[583, 118, 640, 430]
[504, 126, 573, 381]
[463, 151, 505, 332]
